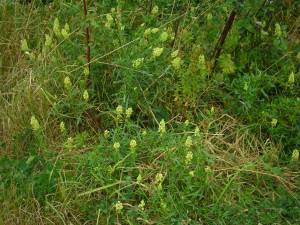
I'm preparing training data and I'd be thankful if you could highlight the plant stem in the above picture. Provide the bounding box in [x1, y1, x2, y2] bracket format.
[211, 10, 236, 74]
[83, 0, 91, 86]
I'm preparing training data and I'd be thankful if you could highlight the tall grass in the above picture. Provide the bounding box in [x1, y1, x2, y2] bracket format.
[0, 1, 299, 224]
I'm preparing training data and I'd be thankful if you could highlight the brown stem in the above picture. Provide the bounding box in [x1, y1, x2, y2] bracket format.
[83, 0, 91, 73]
[211, 10, 237, 74]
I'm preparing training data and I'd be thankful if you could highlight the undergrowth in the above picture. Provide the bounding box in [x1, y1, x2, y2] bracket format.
[0, 0, 299, 224]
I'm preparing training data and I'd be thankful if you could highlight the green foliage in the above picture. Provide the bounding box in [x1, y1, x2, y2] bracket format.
[1, 0, 300, 224]
[1, 120, 299, 224]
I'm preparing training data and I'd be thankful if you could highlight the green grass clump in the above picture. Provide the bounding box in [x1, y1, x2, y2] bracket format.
[0, 1, 300, 224]
[1, 115, 299, 224]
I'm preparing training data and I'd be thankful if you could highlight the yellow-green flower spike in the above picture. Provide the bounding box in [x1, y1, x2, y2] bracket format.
[21, 39, 29, 52]
[126, 107, 133, 118]
[151, 5, 159, 15]
[185, 136, 193, 148]
[113, 142, 120, 151]
[30, 116, 40, 131]
[138, 200, 145, 211]
[194, 126, 200, 137]
[144, 28, 151, 37]
[171, 57, 182, 70]
[61, 23, 70, 39]
[152, 47, 164, 58]
[64, 76, 72, 90]
[83, 90, 89, 101]
[185, 151, 193, 164]
[288, 72, 295, 85]
[271, 118, 278, 127]
[132, 58, 144, 68]
[158, 119, 166, 134]
[171, 50, 179, 58]
[184, 120, 189, 126]
[291, 149, 299, 161]
[59, 121, 65, 133]
[275, 23, 282, 37]
[207, 13, 213, 21]
[45, 34, 52, 47]
[53, 17, 61, 37]
[115, 201, 123, 213]
[116, 105, 123, 115]
[136, 174, 142, 183]
[104, 130, 110, 139]
[105, 14, 114, 28]
[84, 67, 90, 77]
[189, 170, 195, 177]
[130, 139, 137, 150]
[155, 173, 163, 184]
[151, 28, 159, 34]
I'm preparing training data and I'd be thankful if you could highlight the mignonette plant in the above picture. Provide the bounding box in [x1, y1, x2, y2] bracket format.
[0, 1, 299, 225]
